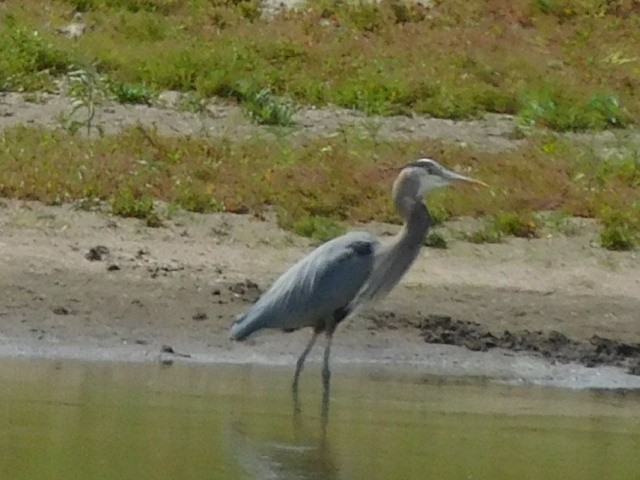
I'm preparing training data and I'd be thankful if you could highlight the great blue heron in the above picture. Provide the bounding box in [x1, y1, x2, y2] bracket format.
[229, 159, 486, 398]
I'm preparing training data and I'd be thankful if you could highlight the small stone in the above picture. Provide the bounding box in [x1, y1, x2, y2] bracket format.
[192, 312, 208, 321]
[53, 306, 70, 315]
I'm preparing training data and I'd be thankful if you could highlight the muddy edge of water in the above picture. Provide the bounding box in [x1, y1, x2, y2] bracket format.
[234, 281, 640, 376]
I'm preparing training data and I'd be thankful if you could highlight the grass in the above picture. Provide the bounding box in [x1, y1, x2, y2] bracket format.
[0, 0, 638, 130]
[0, 126, 638, 248]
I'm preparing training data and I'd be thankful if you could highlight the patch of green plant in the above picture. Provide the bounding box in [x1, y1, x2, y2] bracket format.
[424, 230, 448, 249]
[492, 211, 540, 238]
[110, 187, 162, 226]
[241, 87, 296, 126]
[286, 214, 346, 243]
[0, 19, 72, 91]
[62, 68, 109, 136]
[174, 186, 223, 213]
[597, 207, 638, 251]
[109, 80, 153, 104]
[518, 89, 628, 131]
[538, 211, 581, 236]
[463, 224, 504, 244]
[454, 212, 538, 243]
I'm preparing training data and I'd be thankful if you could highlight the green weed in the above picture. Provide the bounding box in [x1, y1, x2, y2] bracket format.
[492, 211, 540, 238]
[463, 224, 504, 244]
[241, 87, 296, 126]
[518, 89, 628, 131]
[424, 230, 448, 249]
[109, 81, 153, 104]
[174, 186, 224, 214]
[62, 68, 109, 136]
[597, 207, 639, 251]
[110, 187, 163, 226]
[284, 214, 346, 243]
[0, 19, 71, 91]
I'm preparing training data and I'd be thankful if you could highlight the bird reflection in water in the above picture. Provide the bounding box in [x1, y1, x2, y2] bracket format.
[228, 408, 338, 480]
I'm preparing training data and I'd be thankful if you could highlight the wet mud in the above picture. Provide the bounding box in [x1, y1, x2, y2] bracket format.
[420, 315, 640, 376]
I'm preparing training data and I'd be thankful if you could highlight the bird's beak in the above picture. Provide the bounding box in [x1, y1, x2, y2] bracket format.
[441, 167, 489, 187]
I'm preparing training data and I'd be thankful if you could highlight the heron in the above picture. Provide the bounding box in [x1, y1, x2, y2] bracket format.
[229, 158, 487, 401]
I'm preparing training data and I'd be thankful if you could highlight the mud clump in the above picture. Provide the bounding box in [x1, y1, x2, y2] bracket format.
[228, 280, 262, 303]
[420, 315, 640, 376]
[85, 245, 109, 261]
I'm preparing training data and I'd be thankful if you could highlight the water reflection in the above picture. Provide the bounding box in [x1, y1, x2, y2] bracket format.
[230, 371, 337, 480]
[228, 417, 338, 480]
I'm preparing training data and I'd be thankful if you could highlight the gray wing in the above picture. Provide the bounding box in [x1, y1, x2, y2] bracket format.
[229, 231, 379, 340]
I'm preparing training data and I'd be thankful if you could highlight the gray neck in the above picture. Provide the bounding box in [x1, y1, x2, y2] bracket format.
[390, 199, 431, 261]
[356, 198, 431, 304]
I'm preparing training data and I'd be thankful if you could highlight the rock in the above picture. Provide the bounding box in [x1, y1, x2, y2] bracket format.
[157, 91, 183, 109]
[53, 306, 71, 315]
[55, 13, 86, 39]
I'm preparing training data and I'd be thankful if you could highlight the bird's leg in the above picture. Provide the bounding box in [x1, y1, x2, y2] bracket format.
[321, 329, 334, 430]
[292, 331, 319, 409]
[321, 331, 333, 393]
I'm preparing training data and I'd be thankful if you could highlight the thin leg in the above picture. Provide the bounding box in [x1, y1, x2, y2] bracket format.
[291, 332, 318, 400]
[321, 331, 334, 432]
[321, 331, 333, 393]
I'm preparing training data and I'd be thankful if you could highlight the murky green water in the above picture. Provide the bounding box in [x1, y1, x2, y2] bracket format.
[1, 359, 640, 480]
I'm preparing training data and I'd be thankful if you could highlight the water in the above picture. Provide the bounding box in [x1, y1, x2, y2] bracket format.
[1, 359, 640, 480]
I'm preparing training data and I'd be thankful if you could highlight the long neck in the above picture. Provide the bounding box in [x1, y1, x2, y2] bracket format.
[386, 198, 431, 270]
[396, 198, 432, 249]
[354, 197, 431, 305]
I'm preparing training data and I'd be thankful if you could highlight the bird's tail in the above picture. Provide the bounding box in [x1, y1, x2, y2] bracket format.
[229, 307, 270, 341]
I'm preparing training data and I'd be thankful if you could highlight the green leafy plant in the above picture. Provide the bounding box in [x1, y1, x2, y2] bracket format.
[111, 187, 162, 226]
[0, 21, 70, 91]
[109, 81, 153, 104]
[62, 68, 109, 136]
[424, 230, 448, 249]
[242, 87, 296, 126]
[598, 207, 638, 251]
[518, 90, 628, 131]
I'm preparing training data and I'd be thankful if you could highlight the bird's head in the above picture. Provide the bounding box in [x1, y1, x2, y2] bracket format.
[392, 158, 487, 215]
[396, 158, 488, 197]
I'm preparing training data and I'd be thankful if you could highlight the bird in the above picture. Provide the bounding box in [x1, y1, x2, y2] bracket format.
[229, 158, 487, 400]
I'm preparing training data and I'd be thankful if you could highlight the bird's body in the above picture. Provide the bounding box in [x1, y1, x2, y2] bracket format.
[229, 158, 486, 405]
[229, 230, 379, 340]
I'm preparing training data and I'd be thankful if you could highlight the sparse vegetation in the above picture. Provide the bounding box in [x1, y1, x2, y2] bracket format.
[282, 213, 346, 243]
[0, 125, 638, 248]
[464, 223, 504, 245]
[241, 87, 296, 126]
[0, 0, 638, 130]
